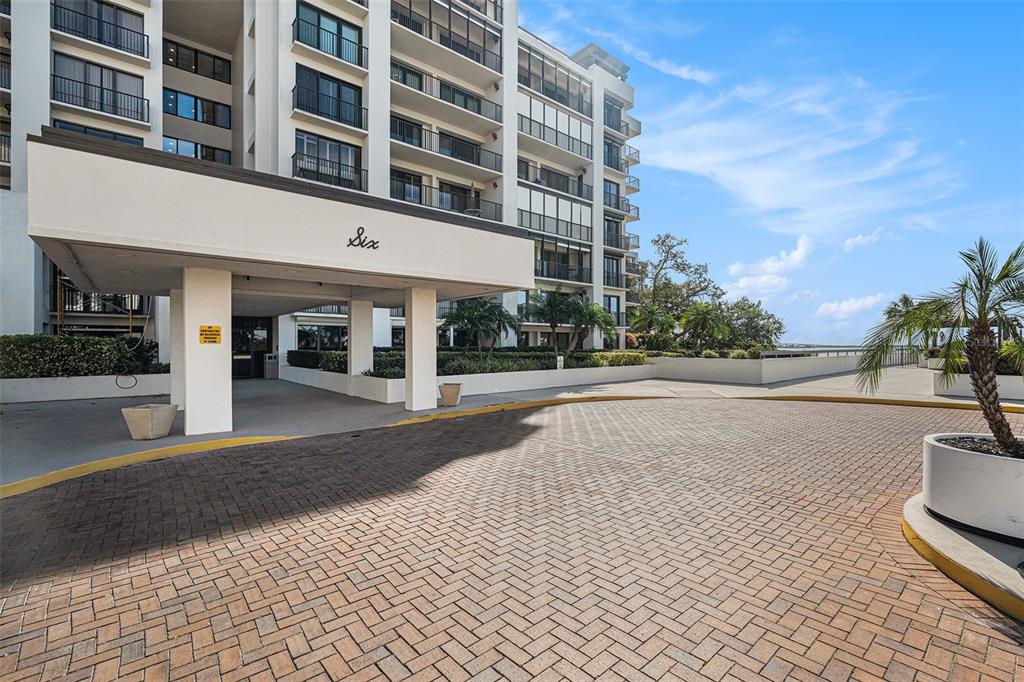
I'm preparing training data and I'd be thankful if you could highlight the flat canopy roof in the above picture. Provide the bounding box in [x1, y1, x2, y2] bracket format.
[27, 129, 535, 315]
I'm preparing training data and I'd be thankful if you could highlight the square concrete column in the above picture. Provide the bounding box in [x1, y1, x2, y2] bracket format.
[182, 268, 232, 435]
[169, 289, 184, 411]
[404, 287, 437, 411]
[372, 307, 392, 347]
[153, 296, 171, 363]
[348, 300, 374, 377]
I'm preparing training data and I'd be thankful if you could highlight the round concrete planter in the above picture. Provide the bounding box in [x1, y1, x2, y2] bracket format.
[439, 383, 463, 407]
[922, 434, 1024, 541]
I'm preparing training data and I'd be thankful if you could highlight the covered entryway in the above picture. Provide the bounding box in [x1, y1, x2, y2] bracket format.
[232, 316, 273, 378]
[27, 128, 534, 436]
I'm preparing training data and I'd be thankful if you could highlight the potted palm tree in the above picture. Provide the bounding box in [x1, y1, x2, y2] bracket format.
[857, 238, 1024, 541]
[439, 298, 519, 406]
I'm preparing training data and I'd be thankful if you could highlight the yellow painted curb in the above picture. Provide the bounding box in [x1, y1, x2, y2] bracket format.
[901, 519, 1024, 623]
[387, 395, 672, 427]
[741, 394, 1024, 414]
[0, 436, 299, 500]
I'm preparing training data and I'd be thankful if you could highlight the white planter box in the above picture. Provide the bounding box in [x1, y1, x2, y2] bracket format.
[0, 373, 170, 403]
[280, 364, 348, 394]
[927, 358, 945, 370]
[650, 354, 861, 385]
[933, 373, 1024, 401]
[923, 434, 1024, 540]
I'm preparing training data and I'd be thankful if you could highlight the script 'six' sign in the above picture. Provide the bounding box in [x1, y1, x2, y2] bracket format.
[346, 226, 379, 250]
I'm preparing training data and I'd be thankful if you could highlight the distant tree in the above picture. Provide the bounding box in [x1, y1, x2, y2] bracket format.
[441, 299, 519, 360]
[679, 302, 728, 352]
[636, 234, 716, 311]
[721, 297, 786, 349]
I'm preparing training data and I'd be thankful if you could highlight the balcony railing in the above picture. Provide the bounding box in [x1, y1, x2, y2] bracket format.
[303, 304, 349, 315]
[604, 231, 640, 250]
[603, 192, 640, 219]
[603, 271, 627, 289]
[625, 175, 640, 192]
[293, 153, 367, 192]
[293, 17, 367, 68]
[607, 310, 628, 327]
[457, 0, 502, 22]
[625, 259, 641, 275]
[56, 290, 146, 315]
[0, 133, 9, 164]
[517, 164, 592, 200]
[293, 85, 367, 129]
[391, 179, 502, 222]
[0, 54, 9, 90]
[623, 144, 640, 164]
[391, 1, 501, 73]
[391, 61, 502, 123]
[517, 67, 592, 118]
[52, 75, 150, 122]
[625, 290, 640, 304]
[390, 116, 501, 171]
[390, 301, 464, 319]
[535, 261, 592, 284]
[518, 209, 592, 242]
[518, 115, 592, 159]
[51, 3, 149, 58]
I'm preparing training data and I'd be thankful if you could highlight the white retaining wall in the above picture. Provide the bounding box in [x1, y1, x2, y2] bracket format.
[651, 354, 861, 385]
[0, 374, 171, 403]
[933, 373, 1024, 401]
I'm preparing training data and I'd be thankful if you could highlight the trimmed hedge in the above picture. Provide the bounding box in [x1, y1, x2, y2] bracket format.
[0, 335, 164, 378]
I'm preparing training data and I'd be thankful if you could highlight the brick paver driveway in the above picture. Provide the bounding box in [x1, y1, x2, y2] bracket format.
[2, 399, 1022, 681]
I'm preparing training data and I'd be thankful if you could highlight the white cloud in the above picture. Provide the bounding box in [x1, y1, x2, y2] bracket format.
[815, 293, 890, 320]
[728, 236, 812, 276]
[842, 227, 885, 252]
[581, 28, 717, 84]
[724, 274, 791, 301]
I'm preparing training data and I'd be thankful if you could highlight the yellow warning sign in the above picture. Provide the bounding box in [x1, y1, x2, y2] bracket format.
[199, 325, 222, 344]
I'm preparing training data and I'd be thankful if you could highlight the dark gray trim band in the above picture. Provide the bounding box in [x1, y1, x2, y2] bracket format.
[28, 127, 531, 241]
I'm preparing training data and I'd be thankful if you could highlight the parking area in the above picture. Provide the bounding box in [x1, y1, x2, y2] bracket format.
[1, 397, 1021, 680]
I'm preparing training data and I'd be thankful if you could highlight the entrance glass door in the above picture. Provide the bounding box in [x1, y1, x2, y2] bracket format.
[232, 317, 273, 378]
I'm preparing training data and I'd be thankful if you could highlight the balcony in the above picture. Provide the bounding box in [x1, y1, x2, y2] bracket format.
[293, 17, 368, 71]
[604, 144, 640, 174]
[603, 192, 640, 220]
[518, 115, 593, 165]
[390, 0, 501, 82]
[535, 261, 592, 284]
[302, 304, 349, 315]
[603, 272, 628, 289]
[390, 301, 464, 318]
[457, 0, 502, 22]
[0, 133, 9, 164]
[1, 54, 9, 90]
[517, 164, 592, 201]
[391, 179, 503, 222]
[605, 115, 640, 139]
[624, 175, 640, 195]
[518, 209, 592, 242]
[625, 290, 640, 304]
[50, 3, 149, 59]
[292, 85, 367, 133]
[293, 153, 367, 193]
[51, 75, 150, 123]
[517, 67, 592, 118]
[390, 116, 501, 180]
[607, 310, 628, 327]
[55, 290, 146, 315]
[625, 259, 641, 275]
[604, 231, 640, 251]
[390, 61, 502, 135]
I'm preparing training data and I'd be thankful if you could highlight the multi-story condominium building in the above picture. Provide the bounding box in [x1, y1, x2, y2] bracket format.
[0, 0, 641, 433]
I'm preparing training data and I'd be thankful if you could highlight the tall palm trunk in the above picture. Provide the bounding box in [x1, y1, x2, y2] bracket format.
[966, 323, 1021, 454]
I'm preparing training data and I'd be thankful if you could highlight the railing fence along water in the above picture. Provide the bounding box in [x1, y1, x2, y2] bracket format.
[760, 346, 917, 367]
[293, 17, 367, 68]
[51, 75, 150, 122]
[390, 179, 503, 222]
[292, 153, 367, 192]
[390, 116, 501, 171]
[292, 85, 367, 129]
[50, 3, 149, 58]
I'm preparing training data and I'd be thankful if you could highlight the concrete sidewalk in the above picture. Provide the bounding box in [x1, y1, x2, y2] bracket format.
[2, 367, 1013, 485]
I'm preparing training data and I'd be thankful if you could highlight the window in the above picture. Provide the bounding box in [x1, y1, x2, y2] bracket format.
[390, 116, 423, 147]
[603, 180, 620, 198]
[439, 81, 481, 115]
[390, 169, 423, 203]
[604, 216, 622, 236]
[391, 61, 423, 91]
[603, 295, 620, 314]
[295, 65, 362, 127]
[53, 119, 142, 145]
[517, 44, 592, 117]
[391, 327, 405, 348]
[52, 53, 145, 120]
[296, 2, 363, 66]
[163, 39, 231, 83]
[52, 0, 146, 57]
[297, 324, 346, 351]
[604, 256, 620, 275]
[294, 130, 362, 188]
[163, 88, 231, 128]
[162, 136, 231, 165]
[604, 96, 624, 129]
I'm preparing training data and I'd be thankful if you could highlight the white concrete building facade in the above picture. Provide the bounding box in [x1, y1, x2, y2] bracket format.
[1, 0, 642, 431]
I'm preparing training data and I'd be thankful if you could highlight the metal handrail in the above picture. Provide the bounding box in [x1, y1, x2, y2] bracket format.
[293, 17, 367, 68]
[518, 209, 592, 242]
[390, 116, 501, 171]
[391, 60, 502, 123]
[604, 231, 640, 250]
[518, 114, 593, 159]
[303, 304, 349, 315]
[517, 164, 592, 200]
[390, 1, 501, 73]
[292, 85, 367, 129]
[51, 3, 149, 58]
[624, 259, 641, 275]
[603, 191, 640, 219]
[603, 271, 628, 289]
[0, 133, 10, 164]
[292, 153, 367, 192]
[535, 261, 592, 284]
[624, 175, 640, 192]
[51, 75, 150, 122]
[390, 179, 503, 222]
[607, 310, 628, 326]
[0, 55, 9, 90]
[517, 66, 592, 118]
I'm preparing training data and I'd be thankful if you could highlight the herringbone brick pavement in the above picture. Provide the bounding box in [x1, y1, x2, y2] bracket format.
[1, 398, 1022, 681]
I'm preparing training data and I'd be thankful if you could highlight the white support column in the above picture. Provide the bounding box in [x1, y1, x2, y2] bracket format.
[348, 300, 374, 377]
[153, 296, 171, 363]
[277, 314, 296, 355]
[372, 307, 392, 347]
[500, 292, 518, 346]
[365, 3, 392, 198]
[169, 289, 185, 411]
[618, 329, 627, 350]
[404, 287, 437, 411]
[181, 269, 232, 435]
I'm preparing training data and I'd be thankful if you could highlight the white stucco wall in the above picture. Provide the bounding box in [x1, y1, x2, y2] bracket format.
[1, 373, 171, 403]
[933, 373, 1024, 401]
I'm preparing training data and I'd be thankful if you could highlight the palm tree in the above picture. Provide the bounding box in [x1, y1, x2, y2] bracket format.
[441, 298, 519, 360]
[565, 298, 617, 351]
[629, 302, 676, 351]
[522, 288, 570, 352]
[678, 302, 727, 352]
[858, 238, 1024, 457]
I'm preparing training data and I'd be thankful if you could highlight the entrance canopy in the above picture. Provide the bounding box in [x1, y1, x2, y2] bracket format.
[26, 128, 534, 314]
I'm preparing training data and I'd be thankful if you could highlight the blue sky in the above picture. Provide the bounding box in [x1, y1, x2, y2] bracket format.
[520, 0, 1024, 344]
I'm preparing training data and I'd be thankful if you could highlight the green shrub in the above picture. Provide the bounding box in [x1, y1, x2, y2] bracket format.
[286, 350, 321, 369]
[701, 350, 720, 359]
[364, 367, 404, 379]
[745, 348, 762, 359]
[319, 351, 347, 373]
[0, 334, 168, 378]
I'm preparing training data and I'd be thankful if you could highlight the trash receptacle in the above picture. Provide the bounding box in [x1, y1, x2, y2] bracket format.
[264, 352, 279, 379]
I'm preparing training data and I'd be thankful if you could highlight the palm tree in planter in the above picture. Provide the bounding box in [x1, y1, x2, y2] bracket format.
[522, 288, 570, 353]
[441, 298, 519, 360]
[678, 302, 727, 353]
[629, 303, 676, 351]
[565, 297, 618, 352]
[857, 238, 1024, 540]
